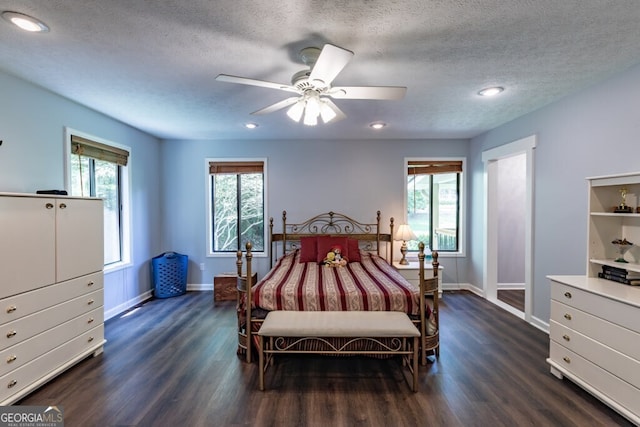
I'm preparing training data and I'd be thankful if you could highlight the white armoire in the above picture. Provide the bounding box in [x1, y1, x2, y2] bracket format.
[0, 193, 105, 404]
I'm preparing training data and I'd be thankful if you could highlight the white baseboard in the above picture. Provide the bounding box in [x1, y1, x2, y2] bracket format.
[187, 283, 213, 291]
[105, 290, 153, 321]
[531, 316, 549, 334]
[442, 282, 484, 297]
[497, 282, 525, 290]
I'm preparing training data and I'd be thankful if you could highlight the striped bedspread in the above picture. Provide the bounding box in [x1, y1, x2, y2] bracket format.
[252, 250, 420, 315]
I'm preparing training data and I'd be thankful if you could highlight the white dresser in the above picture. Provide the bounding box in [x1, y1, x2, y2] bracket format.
[547, 172, 640, 424]
[547, 276, 640, 424]
[0, 193, 105, 405]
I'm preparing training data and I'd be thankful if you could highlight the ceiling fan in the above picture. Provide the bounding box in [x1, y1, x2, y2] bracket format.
[215, 44, 407, 126]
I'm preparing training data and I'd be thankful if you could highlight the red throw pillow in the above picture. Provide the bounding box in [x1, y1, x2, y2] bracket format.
[347, 238, 361, 262]
[316, 236, 349, 263]
[299, 236, 319, 263]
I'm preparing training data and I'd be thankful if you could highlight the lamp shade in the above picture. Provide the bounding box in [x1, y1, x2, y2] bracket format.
[395, 224, 417, 241]
[286, 100, 305, 122]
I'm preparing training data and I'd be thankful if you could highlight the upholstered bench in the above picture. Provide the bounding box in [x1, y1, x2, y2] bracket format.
[257, 311, 420, 391]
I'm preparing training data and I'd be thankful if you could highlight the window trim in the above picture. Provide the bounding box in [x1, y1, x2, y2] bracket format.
[64, 127, 132, 272]
[403, 157, 466, 258]
[205, 157, 268, 258]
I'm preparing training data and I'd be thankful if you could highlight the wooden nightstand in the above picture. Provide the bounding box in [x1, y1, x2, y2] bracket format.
[393, 261, 443, 298]
[214, 272, 257, 304]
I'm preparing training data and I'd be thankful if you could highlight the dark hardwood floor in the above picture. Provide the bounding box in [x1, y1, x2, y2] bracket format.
[498, 289, 525, 312]
[18, 291, 632, 427]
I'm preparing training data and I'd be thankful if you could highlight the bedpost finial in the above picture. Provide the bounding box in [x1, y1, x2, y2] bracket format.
[431, 250, 439, 277]
[418, 241, 425, 261]
[236, 250, 243, 276]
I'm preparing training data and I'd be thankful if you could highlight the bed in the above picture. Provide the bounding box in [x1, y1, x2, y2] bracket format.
[235, 210, 439, 365]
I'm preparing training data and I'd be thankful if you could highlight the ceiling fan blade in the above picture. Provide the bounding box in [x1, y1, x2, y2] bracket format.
[321, 98, 347, 123]
[308, 44, 354, 88]
[330, 86, 407, 100]
[251, 97, 300, 115]
[215, 74, 299, 94]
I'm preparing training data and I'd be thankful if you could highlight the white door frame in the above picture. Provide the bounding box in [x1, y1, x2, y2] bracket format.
[482, 135, 536, 321]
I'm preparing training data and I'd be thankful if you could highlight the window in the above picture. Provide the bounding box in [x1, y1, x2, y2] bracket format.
[67, 131, 131, 268]
[406, 159, 463, 253]
[207, 159, 266, 255]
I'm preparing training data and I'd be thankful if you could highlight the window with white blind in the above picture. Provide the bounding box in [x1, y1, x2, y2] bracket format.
[66, 129, 131, 268]
[207, 159, 267, 255]
[405, 159, 464, 254]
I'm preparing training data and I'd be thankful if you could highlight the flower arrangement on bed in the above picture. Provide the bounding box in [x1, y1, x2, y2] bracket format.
[235, 210, 439, 366]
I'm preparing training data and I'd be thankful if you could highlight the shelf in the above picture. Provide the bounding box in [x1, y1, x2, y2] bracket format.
[590, 212, 640, 218]
[590, 259, 640, 274]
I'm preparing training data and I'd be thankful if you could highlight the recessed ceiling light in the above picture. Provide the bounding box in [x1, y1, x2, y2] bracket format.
[478, 86, 504, 97]
[244, 123, 258, 129]
[370, 122, 386, 130]
[1, 11, 49, 33]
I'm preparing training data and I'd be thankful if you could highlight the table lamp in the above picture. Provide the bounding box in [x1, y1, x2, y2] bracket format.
[395, 224, 417, 265]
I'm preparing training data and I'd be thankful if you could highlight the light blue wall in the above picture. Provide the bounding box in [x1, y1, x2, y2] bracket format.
[160, 138, 470, 285]
[470, 62, 640, 323]
[0, 71, 163, 317]
[13, 57, 640, 326]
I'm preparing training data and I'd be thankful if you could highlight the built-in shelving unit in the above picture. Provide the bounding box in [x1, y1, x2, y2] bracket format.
[547, 172, 640, 425]
[587, 172, 640, 278]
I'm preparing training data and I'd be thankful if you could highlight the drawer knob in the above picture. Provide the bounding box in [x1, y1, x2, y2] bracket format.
[88, 336, 94, 343]
[7, 379, 17, 388]
[6, 330, 16, 339]
[562, 334, 570, 342]
[6, 355, 16, 364]
[87, 299, 95, 305]
[563, 356, 571, 364]
[564, 292, 572, 299]
[6, 305, 16, 314]
[564, 313, 572, 320]
[87, 281, 95, 287]
[87, 318, 94, 324]
[45, 203, 54, 209]
[59, 203, 67, 209]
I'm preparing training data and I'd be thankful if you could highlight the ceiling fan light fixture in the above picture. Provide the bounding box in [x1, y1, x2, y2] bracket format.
[303, 108, 318, 126]
[303, 94, 320, 126]
[478, 86, 504, 97]
[319, 100, 337, 123]
[286, 101, 305, 122]
[2, 11, 49, 32]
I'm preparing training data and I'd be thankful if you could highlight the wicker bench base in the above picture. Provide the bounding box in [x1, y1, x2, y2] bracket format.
[257, 311, 420, 391]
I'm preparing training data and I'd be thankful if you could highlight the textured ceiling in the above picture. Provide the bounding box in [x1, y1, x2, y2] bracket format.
[1, 1, 640, 140]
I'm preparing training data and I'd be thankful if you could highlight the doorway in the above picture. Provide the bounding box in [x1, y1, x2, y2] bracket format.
[482, 135, 536, 322]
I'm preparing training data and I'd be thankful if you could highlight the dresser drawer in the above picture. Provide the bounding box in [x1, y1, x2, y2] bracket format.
[0, 306, 103, 377]
[551, 300, 640, 361]
[0, 289, 103, 351]
[0, 324, 104, 404]
[0, 272, 103, 325]
[549, 340, 640, 417]
[550, 320, 640, 389]
[551, 281, 639, 334]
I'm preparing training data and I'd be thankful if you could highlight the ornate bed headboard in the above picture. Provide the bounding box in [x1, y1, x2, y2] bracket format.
[268, 210, 394, 266]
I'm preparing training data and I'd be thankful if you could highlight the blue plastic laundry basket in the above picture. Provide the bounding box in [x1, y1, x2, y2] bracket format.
[152, 252, 188, 298]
